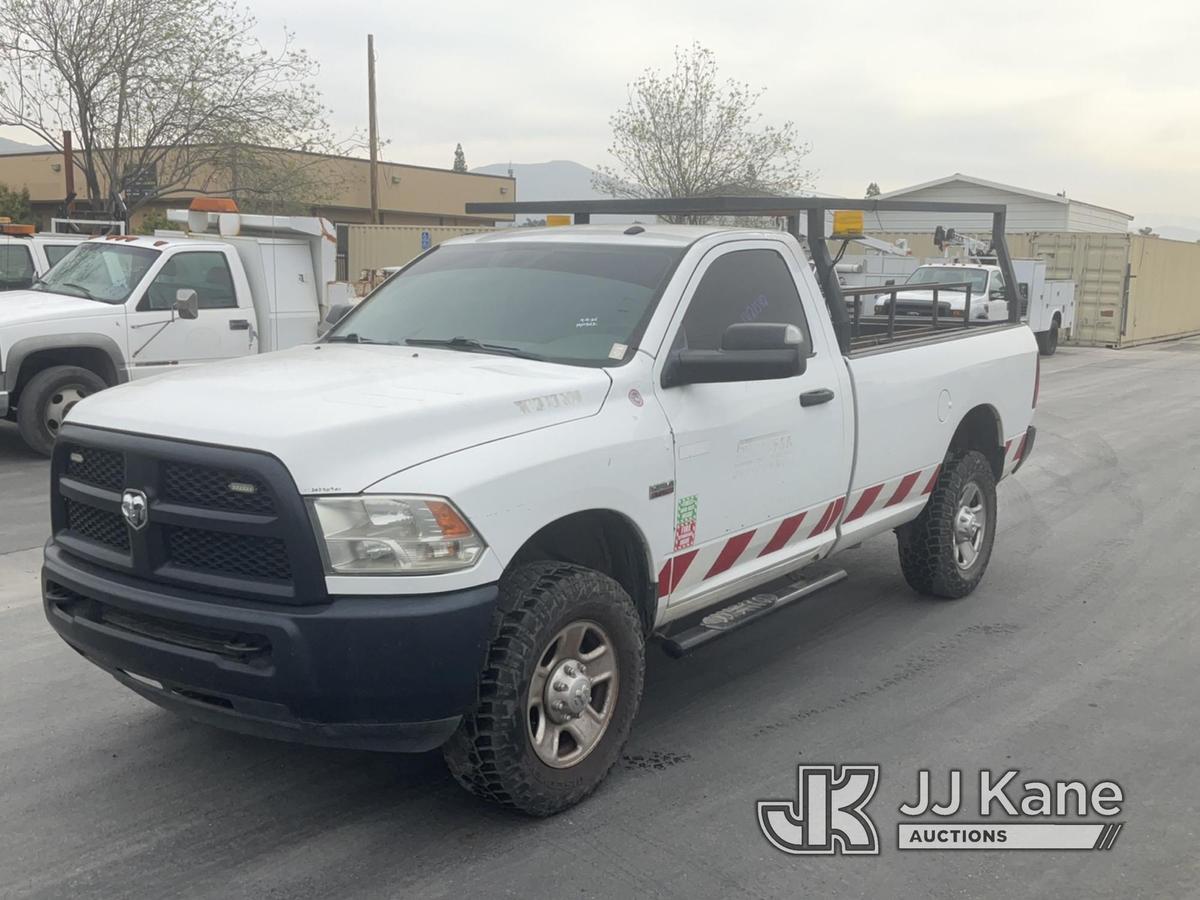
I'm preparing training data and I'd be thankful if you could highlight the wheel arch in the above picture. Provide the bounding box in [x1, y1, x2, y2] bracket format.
[506, 509, 657, 634]
[947, 403, 1004, 480]
[6, 334, 127, 405]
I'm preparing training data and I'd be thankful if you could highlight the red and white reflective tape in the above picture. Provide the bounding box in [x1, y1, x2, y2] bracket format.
[657, 461, 943, 598]
[1002, 433, 1028, 477]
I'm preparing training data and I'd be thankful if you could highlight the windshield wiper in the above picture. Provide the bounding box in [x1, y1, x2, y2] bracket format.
[324, 333, 395, 345]
[405, 336, 542, 360]
[58, 281, 100, 301]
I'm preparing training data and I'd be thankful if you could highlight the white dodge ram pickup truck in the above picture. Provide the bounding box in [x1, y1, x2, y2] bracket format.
[42, 197, 1038, 815]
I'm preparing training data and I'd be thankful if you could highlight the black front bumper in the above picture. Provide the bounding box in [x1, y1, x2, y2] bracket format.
[43, 542, 499, 752]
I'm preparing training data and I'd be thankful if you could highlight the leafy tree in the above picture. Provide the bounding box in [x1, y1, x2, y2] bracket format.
[1137, 226, 1156, 237]
[453, 143, 468, 173]
[0, 182, 32, 221]
[593, 42, 813, 223]
[865, 181, 881, 198]
[133, 208, 176, 235]
[0, 0, 346, 216]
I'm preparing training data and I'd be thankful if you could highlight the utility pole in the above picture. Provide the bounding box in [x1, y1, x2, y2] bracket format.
[62, 130, 76, 217]
[367, 34, 380, 225]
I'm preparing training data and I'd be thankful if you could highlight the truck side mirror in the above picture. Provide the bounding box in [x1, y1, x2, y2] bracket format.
[173, 288, 199, 320]
[662, 322, 806, 388]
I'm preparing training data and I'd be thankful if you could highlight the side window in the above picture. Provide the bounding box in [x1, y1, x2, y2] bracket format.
[139, 251, 237, 311]
[991, 270, 1006, 298]
[0, 244, 35, 290]
[676, 248, 809, 351]
[44, 244, 75, 269]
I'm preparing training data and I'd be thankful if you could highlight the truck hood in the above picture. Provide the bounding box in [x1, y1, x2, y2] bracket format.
[67, 343, 613, 493]
[0, 290, 121, 327]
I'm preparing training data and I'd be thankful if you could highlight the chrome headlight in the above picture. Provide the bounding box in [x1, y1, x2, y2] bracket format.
[308, 495, 485, 574]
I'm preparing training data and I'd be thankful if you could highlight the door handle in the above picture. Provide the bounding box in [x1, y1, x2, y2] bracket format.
[229, 319, 250, 331]
[800, 388, 835, 407]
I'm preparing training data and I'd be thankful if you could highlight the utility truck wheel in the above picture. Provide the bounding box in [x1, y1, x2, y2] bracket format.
[897, 450, 997, 599]
[443, 562, 645, 816]
[17, 366, 106, 456]
[1037, 321, 1059, 356]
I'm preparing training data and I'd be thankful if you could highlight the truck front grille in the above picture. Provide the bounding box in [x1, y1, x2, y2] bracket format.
[64, 444, 124, 491]
[165, 526, 292, 581]
[162, 462, 275, 515]
[64, 497, 130, 551]
[51, 426, 327, 605]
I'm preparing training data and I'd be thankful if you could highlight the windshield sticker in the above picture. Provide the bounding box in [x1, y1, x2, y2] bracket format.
[514, 390, 584, 415]
[609, 342, 628, 360]
[576, 316, 598, 328]
[674, 494, 698, 550]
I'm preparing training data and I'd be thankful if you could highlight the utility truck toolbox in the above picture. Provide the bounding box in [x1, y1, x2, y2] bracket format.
[44, 196, 1039, 816]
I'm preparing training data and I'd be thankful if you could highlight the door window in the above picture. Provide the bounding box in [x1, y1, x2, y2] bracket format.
[140, 251, 237, 311]
[0, 244, 35, 290]
[990, 270, 1007, 299]
[43, 244, 76, 269]
[675, 248, 809, 351]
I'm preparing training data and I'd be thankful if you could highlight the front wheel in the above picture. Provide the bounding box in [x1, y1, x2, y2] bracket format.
[443, 562, 645, 816]
[896, 450, 997, 599]
[16, 365, 108, 456]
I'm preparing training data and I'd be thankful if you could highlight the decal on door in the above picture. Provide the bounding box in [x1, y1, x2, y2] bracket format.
[674, 494, 698, 550]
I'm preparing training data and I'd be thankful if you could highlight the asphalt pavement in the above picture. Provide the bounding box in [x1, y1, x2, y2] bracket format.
[2, 339, 1198, 899]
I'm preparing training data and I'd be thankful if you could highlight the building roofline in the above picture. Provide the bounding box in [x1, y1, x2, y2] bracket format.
[877, 173, 1133, 220]
[0, 143, 515, 181]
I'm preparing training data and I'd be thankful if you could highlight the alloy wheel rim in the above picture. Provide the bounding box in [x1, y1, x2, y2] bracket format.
[526, 619, 619, 769]
[953, 482, 986, 570]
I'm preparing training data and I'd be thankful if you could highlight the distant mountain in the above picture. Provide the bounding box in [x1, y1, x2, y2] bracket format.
[0, 136, 51, 154]
[1132, 215, 1200, 243]
[472, 160, 642, 223]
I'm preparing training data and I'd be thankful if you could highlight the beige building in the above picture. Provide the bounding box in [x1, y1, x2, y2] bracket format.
[0, 145, 516, 228]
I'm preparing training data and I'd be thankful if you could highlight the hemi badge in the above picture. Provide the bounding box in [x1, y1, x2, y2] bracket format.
[228, 481, 258, 495]
[649, 480, 675, 500]
[69, 452, 84, 464]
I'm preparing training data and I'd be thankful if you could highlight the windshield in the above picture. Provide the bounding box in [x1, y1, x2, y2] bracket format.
[905, 266, 988, 294]
[33, 242, 159, 303]
[328, 242, 685, 366]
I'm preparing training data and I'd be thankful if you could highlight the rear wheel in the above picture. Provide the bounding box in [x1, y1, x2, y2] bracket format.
[16, 365, 107, 456]
[1037, 321, 1059, 356]
[896, 450, 997, 599]
[443, 562, 645, 816]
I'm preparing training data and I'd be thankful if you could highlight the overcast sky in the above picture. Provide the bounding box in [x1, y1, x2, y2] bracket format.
[4, 0, 1197, 224]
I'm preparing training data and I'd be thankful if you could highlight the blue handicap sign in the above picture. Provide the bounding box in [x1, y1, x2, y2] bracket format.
[420, 230, 431, 251]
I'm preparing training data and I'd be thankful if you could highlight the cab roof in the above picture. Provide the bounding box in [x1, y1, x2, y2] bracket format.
[445, 223, 781, 249]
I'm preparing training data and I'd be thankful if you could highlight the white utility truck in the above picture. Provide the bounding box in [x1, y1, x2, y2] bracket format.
[42, 197, 1039, 816]
[0, 199, 352, 454]
[872, 259, 1075, 355]
[0, 225, 89, 290]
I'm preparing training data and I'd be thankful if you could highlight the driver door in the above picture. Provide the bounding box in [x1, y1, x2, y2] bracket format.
[653, 241, 853, 608]
[125, 249, 256, 378]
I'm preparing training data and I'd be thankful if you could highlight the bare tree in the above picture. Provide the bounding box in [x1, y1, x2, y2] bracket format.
[593, 43, 813, 222]
[0, 0, 349, 216]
